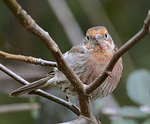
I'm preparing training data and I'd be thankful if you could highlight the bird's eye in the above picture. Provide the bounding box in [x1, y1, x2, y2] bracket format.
[104, 33, 108, 38]
[86, 36, 90, 40]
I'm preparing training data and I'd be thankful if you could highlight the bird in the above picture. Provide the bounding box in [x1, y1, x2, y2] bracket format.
[10, 26, 123, 100]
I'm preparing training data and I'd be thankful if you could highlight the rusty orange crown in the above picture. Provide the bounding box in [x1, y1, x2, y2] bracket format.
[86, 26, 108, 37]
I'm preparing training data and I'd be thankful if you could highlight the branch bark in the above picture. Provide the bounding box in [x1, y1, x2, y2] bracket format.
[58, 116, 91, 124]
[1, 0, 150, 123]
[85, 10, 150, 94]
[0, 103, 39, 114]
[0, 50, 57, 67]
[0, 63, 80, 116]
[2, 0, 85, 98]
[2, 0, 94, 120]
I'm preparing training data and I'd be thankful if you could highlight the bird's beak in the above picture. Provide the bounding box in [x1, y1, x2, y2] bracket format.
[93, 34, 101, 40]
[93, 34, 103, 45]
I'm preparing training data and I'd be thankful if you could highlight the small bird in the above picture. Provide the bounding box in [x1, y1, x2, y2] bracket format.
[10, 26, 123, 100]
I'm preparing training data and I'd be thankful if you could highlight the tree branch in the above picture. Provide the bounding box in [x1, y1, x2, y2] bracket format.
[0, 50, 57, 67]
[0, 103, 39, 114]
[0, 63, 80, 116]
[0, 63, 29, 85]
[2, 0, 149, 123]
[2, 0, 93, 118]
[33, 89, 80, 116]
[2, 0, 85, 97]
[58, 116, 91, 124]
[85, 10, 150, 94]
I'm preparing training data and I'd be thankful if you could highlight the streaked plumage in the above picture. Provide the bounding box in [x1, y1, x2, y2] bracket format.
[10, 26, 123, 100]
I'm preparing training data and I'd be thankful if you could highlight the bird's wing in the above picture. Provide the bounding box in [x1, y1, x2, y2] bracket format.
[10, 72, 54, 97]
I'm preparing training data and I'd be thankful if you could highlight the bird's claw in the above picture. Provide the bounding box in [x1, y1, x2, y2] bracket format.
[66, 94, 71, 102]
[105, 71, 113, 78]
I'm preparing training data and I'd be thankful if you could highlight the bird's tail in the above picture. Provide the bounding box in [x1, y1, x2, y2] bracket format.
[10, 76, 52, 97]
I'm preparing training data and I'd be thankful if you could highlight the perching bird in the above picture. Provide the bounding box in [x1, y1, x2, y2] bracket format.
[10, 26, 123, 100]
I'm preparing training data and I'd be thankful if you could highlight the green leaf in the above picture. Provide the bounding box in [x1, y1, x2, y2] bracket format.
[118, 106, 148, 118]
[143, 118, 150, 124]
[127, 69, 150, 105]
[30, 109, 39, 119]
[112, 118, 138, 124]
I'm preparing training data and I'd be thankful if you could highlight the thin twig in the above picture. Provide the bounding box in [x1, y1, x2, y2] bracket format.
[85, 10, 150, 94]
[47, 0, 84, 45]
[2, 0, 84, 96]
[0, 63, 80, 116]
[0, 63, 29, 85]
[101, 105, 150, 117]
[0, 103, 39, 114]
[58, 116, 91, 124]
[0, 50, 57, 67]
[2, 0, 90, 118]
[34, 89, 80, 116]
[2, 0, 150, 123]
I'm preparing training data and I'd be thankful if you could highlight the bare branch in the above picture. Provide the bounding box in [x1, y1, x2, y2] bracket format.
[58, 116, 92, 124]
[0, 63, 29, 85]
[33, 89, 80, 116]
[2, 0, 92, 118]
[0, 103, 39, 114]
[47, 0, 84, 45]
[0, 63, 80, 116]
[2, 0, 85, 96]
[0, 50, 57, 67]
[3, 0, 149, 123]
[86, 10, 150, 94]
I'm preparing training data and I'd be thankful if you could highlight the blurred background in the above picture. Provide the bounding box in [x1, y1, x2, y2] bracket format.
[0, 0, 150, 124]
